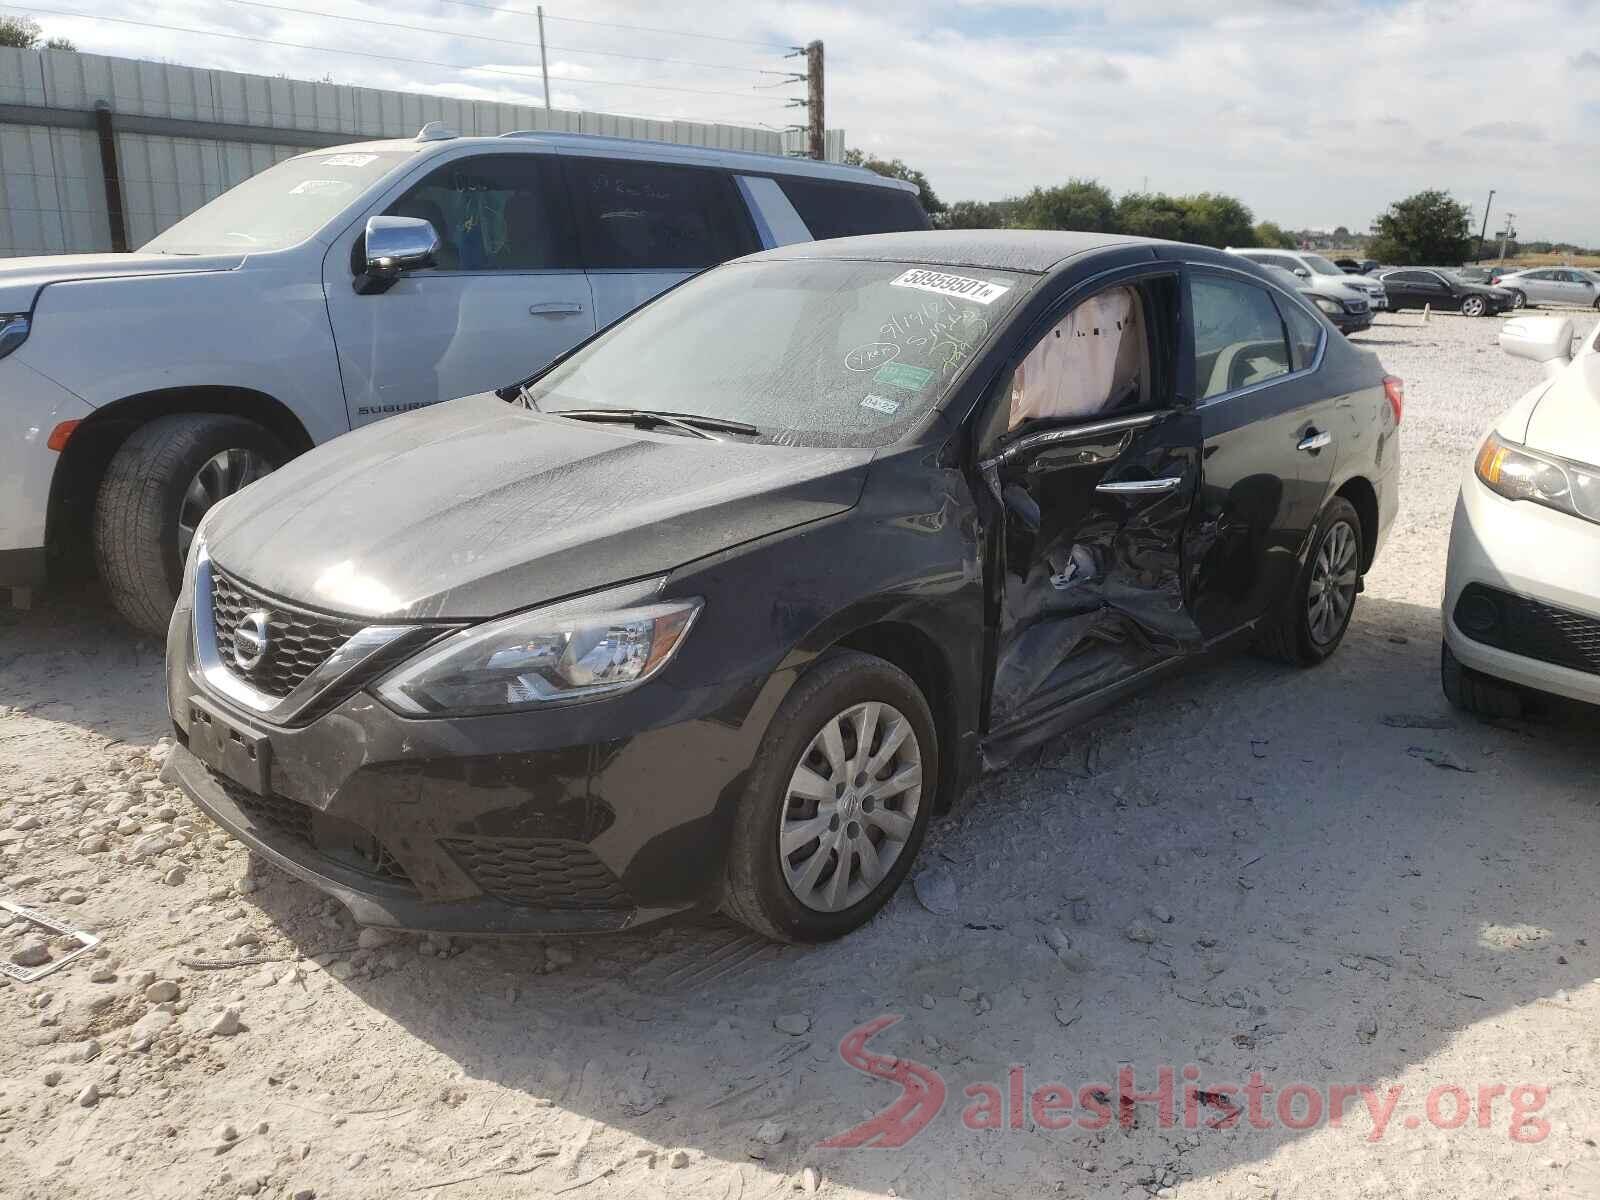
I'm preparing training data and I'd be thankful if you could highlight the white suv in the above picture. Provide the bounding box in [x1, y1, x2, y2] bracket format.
[1227, 248, 1388, 313]
[0, 125, 926, 633]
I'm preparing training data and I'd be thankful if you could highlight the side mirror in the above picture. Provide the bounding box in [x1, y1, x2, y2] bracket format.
[356, 215, 439, 294]
[1500, 316, 1575, 378]
[1293, 267, 1311, 278]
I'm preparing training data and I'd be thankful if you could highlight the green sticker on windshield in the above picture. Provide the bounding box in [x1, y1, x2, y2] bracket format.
[874, 362, 935, 392]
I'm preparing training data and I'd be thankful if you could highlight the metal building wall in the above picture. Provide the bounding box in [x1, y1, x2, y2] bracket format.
[0, 47, 844, 256]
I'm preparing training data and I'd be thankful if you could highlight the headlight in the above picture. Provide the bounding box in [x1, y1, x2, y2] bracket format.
[374, 580, 702, 716]
[1475, 431, 1600, 525]
[0, 313, 30, 360]
[1311, 295, 1345, 315]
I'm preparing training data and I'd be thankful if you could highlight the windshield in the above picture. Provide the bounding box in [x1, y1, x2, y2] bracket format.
[526, 259, 1032, 448]
[142, 150, 412, 254]
[1304, 255, 1345, 276]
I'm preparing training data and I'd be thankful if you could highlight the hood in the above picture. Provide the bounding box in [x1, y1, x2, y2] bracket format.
[1523, 347, 1600, 468]
[205, 393, 873, 620]
[0, 251, 245, 313]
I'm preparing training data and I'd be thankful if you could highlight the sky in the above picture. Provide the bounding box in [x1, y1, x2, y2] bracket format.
[9, 0, 1599, 244]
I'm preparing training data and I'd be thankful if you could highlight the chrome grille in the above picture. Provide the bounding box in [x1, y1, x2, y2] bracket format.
[210, 571, 364, 699]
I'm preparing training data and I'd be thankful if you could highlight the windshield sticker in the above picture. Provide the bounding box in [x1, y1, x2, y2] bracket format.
[890, 268, 1011, 305]
[860, 394, 902, 416]
[288, 179, 352, 196]
[875, 362, 935, 392]
[844, 342, 902, 373]
[318, 153, 380, 167]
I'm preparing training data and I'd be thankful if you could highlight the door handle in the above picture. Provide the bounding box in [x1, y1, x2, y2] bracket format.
[1094, 476, 1183, 496]
[1298, 430, 1333, 452]
[529, 301, 584, 316]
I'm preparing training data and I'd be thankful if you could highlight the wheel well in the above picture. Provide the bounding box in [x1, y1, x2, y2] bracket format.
[45, 387, 314, 569]
[835, 621, 962, 813]
[1336, 475, 1379, 572]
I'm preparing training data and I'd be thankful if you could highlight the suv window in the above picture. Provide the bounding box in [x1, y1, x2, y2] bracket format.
[564, 158, 752, 270]
[775, 176, 930, 240]
[383, 155, 578, 272]
[1191, 275, 1290, 401]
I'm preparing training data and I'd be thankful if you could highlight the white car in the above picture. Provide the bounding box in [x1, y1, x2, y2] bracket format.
[1441, 315, 1600, 715]
[0, 125, 926, 633]
[1226, 248, 1388, 311]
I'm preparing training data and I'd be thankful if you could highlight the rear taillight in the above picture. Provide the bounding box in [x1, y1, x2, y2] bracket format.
[1383, 375, 1403, 425]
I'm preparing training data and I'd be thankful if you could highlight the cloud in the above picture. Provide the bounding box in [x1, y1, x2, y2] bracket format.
[1572, 49, 1600, 69]
[1462, 121, 1547, 141]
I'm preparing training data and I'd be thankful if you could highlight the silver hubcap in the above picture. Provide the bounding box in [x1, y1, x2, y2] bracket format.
[1463, 297, 1485, 316]
[1513, 292, 1525, 309]
[177, 449, 274, 560]
[779, 701, 923, 913]
[1307, 519, 1358, 645]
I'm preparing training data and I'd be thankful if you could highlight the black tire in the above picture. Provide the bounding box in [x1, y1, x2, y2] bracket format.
[1440, 642, 1523, 719]
[94, 413, 287, 635]
[1254, 497, 1363, 667]
[722, 650, 938, 943]
[1508, 290, 1526, 310]
[1460, 295, 1488, 318]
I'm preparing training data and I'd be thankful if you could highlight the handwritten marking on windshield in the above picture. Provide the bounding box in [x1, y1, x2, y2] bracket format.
[844, 342, 903, 372]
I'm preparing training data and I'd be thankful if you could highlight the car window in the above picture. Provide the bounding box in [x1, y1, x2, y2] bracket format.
[526, 259, 1032, 448]
[1191, 275, 1291, 401]
[1276, 296, 1324, 372]
[564, 158, 753, 270]
[383, 155, 577, 271]
[775, 177, 931, 240]
[1554, 270, 1577, 283]
[1386, 270, 1420, 283]
[1006, 285, 1150, 429]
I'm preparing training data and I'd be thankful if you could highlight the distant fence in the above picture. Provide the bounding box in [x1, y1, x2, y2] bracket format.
[0, 47, 844, 257]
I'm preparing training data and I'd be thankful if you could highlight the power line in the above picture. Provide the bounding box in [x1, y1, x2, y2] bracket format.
[430, 1, 795, 50]
[223, 0, 780, 75]
[0, 5, 794, 101]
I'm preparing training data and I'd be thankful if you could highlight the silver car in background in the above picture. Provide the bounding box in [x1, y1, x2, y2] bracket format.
[1491, 267, 1600, 310]
[1227, 248, 1389, 311]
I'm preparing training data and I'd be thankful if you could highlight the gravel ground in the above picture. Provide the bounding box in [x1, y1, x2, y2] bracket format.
[3, 308, 1599, 1200]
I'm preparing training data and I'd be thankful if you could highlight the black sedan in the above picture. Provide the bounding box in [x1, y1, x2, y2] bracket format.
[162, 232, 1402, 943]
[1374, 267, 1514, 316]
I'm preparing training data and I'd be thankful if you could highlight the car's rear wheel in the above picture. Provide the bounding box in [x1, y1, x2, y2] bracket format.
[95, 413, 286, 635]
[722, 650, 937, 943]
[1440, 642, 1523, 719]
[1508, 289, 1527, 310]
[1460, 295, 1488, 317]
[1254, 497, 1363, 667]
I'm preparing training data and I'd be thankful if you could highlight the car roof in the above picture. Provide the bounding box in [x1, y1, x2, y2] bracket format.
[294, 130, 918, 192]
[744, 229, 1160, 273]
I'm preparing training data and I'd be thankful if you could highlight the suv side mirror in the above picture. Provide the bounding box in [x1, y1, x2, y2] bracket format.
[357, 215, 439, 294]
[1500, 316, 1574, 377]
[1293, 267, 1311, 278]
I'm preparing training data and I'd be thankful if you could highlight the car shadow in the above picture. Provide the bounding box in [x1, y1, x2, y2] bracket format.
[205, 591, 1600, 1196]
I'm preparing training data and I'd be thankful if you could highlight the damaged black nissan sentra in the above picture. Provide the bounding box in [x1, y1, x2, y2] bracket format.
[162, 231, 1400, 943]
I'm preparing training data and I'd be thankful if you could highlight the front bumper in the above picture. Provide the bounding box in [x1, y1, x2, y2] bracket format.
[1331, 311, 1373, 335]
[0, 357, 92, 581]
[1442, 474, 1600, 706]
[163, 599, 793, 934]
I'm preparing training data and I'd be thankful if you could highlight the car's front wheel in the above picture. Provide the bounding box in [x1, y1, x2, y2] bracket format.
[1440, 642, 1523, 719]
[1460, 295, 1488, 317]
[95, 413, 286, 635]
[1254, 496, 1363, 667]
[723, 650, 937, 943]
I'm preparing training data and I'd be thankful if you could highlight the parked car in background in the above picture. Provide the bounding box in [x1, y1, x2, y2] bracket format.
[1334, 257, 1381, 274]
[161, 231, 1400, 943]
[1442, 314, 1600, 716]
[1453, 266, 1499, 284]
[0, 126, 929, 634]
[1228, 248, 1388, 311]
[1374, 268, 1513, 316]
[1262, 264, 1372, 335]
[1488, 267, 1600, 310]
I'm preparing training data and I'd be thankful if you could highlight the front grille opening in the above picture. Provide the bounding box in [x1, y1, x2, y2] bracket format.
[211, 571, 365, 699]
[1454, 583, 1600, 677]
[443, 837, 633, 910]
[216, 777, 415, 889]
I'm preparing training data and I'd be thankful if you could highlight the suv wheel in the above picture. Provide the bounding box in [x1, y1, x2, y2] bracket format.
[95, 413, 286, 635]
[722, 651, 937, 943]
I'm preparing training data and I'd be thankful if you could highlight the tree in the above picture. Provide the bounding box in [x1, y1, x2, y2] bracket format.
[1012, 179, 1115, 232]
[937, 200, 1005, 230]
[1113, 191, 1191, 241]
[1253, 221, 1298, 249]
[1368, 190, 1472, 265]
[1179, 193, 1256, 249]
[842, 148, 944, 216]
[0, 16, 74, 49]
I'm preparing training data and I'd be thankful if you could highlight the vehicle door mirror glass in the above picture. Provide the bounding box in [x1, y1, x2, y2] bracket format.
[1191, 275, 1292, 401]
[1500, 315, 1574, 373]
[1007, 285, 1150, 430]
[360, 215, 438, 292]
[1293, 267, 1311, 278]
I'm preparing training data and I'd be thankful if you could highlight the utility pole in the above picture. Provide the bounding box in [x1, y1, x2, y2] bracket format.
[1498, 212, 1516, 264]
[1477, 189, 1494, 262]
[536, 5, 551, 110]
[805, 40, 824, 160]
